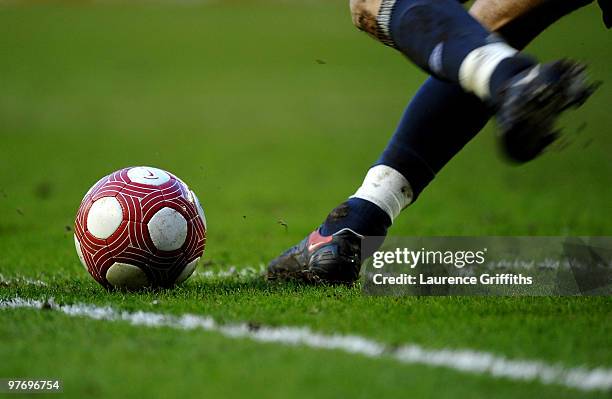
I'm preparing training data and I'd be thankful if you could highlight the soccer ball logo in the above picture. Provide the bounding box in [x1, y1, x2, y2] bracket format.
[74, 166, 207, 289]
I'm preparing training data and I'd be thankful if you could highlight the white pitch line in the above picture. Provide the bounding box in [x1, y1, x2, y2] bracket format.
[194, 264, 266, 279]
[0, 273, 47, 287]
[1, 297, 611, 392]
[0, 266, 263, 288]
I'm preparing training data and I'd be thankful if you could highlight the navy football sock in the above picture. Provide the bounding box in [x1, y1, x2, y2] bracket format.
[385, 0, 535, 101]
[321, 77, 491, 237]
[320, 197, 391, 237]
[378, 76, 490, 200]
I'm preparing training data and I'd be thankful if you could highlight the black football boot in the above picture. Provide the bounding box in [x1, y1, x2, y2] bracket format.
[267, 228, 363, 284]
[495, 59, 599, 163]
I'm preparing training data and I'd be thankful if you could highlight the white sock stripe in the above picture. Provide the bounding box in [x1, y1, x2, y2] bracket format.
[459, 42, 518, 99]
[351, 165, 412, 221]
[376, 0, 398, 47]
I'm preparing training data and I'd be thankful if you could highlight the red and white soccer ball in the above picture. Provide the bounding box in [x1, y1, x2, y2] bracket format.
[74, 166, 207, 290]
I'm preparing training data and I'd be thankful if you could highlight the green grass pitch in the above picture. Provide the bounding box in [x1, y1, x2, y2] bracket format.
[0, 1, 610, 398]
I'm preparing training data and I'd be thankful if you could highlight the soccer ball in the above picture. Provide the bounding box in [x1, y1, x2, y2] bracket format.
[74, 166, 207, 290]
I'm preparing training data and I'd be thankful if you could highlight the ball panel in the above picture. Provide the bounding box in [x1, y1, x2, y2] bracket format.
[106, 262, 149, 289]
[147, 207, 188, 251]
[173, 176, 192, 201]
[175, 257, 199, 284]
[127, 166, 171, 186]
[184, 187, 193, 202]
[87, 196, 123, 239]
[81, 175, 108, 204]
[91, 181, 126, 202]
[73, 235, 88, 270]
[118, 193, 144, 223]
[192, 191, 207, 229]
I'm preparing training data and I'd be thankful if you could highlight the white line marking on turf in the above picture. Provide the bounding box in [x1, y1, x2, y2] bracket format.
[194, 264, 266, 279]
[1, 297, 611, 392]
[0, 265, 263, 288]
[0, 274, 47, 287]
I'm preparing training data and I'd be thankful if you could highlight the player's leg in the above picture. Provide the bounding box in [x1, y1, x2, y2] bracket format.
[366, 0, 598, 191]
[322, 0, 579, 239]
[268, 0, 597, 283]
[360, 0, 597, 163]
